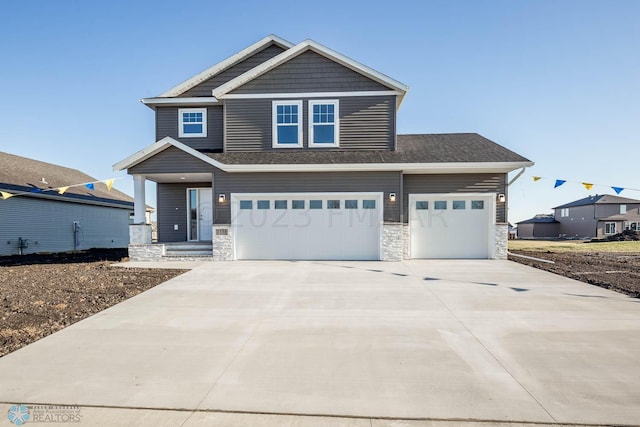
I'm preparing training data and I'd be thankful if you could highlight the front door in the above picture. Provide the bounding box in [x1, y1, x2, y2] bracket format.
[187, 188, 213, 241]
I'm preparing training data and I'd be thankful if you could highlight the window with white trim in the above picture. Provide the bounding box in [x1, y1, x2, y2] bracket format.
[309, 100, 339, 147]
[605, 222, 616, 235]
[560, 208, 569, 217]
[272, 101, 303, 147]
[620, 204, 627, 214]
[625, 221, 639, 231]
[178, 108, 207, 137]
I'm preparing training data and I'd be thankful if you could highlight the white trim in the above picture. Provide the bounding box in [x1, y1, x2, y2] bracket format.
[308, 99, 339, 148]
[604, 222, 617, 235]
[178, 108, 207, 138]
[408, 193, 497, 259]
[141, 97, 219, 107]
[159, 35, 294, 97]
[213, 39, 409, 105]
[272, 100, 303, 148]
[220, 90, 401, 99]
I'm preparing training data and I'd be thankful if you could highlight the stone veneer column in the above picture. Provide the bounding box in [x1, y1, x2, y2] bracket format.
[129, 224, 152, 244]
[403, 223, 410, 259]
[495, 223, 509, 259]
[212, 225, 234, 261]
[381, 223, 403, 261]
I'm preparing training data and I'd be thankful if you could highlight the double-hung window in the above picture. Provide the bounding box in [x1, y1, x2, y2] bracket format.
[272, 101, 303, 148]
[309, 100, 339, 147]
[178, 108, 207, 138]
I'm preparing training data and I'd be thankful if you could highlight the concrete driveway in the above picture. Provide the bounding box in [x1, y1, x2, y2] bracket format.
[0, 260, 638, 426]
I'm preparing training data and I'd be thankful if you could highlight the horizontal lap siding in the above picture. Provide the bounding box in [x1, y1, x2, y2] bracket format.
[157, 182, 211, 242]
[0, 198, 130, 255]
[403, 174, 507, 223]
[156, 106, 223, 151]
[225, 96, 395, 151]
[128, 146, 216, 175]
[181, 45, 286, 97]
[230, 51, 389, 93]
[214, 171, 401, 224]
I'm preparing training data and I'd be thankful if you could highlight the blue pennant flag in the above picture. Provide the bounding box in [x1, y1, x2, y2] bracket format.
[30, 188, 42, 193]
[554, 180, 566, 188]
[612, 186, 624, 195]
[85, 183, 95, 190]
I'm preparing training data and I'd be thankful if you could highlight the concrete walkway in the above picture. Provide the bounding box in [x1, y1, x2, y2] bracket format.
[0, 260, 638, 426]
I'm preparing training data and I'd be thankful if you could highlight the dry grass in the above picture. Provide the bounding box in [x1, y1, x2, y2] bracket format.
[508, 239, 640, 253]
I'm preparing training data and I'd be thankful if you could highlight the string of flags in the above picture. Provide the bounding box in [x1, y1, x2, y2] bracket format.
[531, 176, 639, 195]
[0, 178, 120, 200]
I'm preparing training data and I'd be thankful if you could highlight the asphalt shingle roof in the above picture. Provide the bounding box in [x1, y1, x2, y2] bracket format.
[554, 194, 640, 209]
[0, 151, 133, 207]
[206, 133, 531, 165]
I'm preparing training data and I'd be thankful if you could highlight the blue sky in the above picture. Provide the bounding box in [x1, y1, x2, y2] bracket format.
[1, 0, 638, 223]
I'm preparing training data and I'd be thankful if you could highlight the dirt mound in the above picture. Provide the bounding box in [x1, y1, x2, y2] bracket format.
[592, 230, 640, 242]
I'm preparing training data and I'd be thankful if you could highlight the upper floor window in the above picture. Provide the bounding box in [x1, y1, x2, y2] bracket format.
[560, 208, 569, 217]
[309, 100, 339, 147]
[272, 101, 303, 148]
[179, 108, 207, 138]
[620, 204, 627, 214]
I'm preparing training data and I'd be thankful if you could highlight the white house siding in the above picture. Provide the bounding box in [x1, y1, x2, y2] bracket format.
[0, 196, 132, 256]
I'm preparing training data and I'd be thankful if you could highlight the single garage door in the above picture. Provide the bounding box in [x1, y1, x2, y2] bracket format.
[232, 193, 383, 260]
[410, 193, 495, 259]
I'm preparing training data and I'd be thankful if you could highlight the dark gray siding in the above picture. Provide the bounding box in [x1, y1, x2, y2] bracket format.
[225, 96, 395, 152]
[595, 203, 640, 218]
[230, 51, 390, 94]
[517, 223, 560, 239]
[128, 146, 216, 175]
[556, 205, 596, 238]
[155, 106, 223, 151]
[402, 174, 508, 223]
[213, 170, 401, 224]
[157, 182, 211, 242]
[181, 44, 286, 97]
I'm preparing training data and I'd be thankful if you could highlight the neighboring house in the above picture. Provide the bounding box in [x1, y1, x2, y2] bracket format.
[0, 151, 135, 256]
[114, 35, 533, 261]
[554, 194, 640, 239]
[516, 214, 560, 239]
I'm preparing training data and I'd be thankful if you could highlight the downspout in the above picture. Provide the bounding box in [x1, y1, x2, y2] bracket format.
[508, 167, 527, 186]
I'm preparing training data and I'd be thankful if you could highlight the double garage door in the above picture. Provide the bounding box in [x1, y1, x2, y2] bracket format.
[410, 193, 496, 259]
[232, 193, 383, 260]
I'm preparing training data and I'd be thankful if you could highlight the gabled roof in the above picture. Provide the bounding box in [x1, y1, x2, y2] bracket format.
[0, 151, 133, 208]
[114, 134, 533, 174]
[212, 39, 409, 105]
[158, 34, 294, 98]
[516, 214, 559, 225]
[554, 194, 640, 209]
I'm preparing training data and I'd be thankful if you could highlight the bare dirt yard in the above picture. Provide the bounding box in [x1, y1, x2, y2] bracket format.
[509, 240, 640, 298]
[0, 249, 187, 357]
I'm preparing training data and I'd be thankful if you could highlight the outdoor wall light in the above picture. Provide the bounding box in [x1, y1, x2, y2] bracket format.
[498, 193, 506, 203]
[389, 192, 396, 202]
[218, 193, 226, 203]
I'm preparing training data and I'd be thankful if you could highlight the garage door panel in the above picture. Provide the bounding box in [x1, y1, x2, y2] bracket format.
[233, 194, 381, 260]
[410, 194, 494, 259]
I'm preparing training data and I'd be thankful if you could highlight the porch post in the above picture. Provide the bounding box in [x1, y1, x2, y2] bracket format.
[133, 174, 147, 224]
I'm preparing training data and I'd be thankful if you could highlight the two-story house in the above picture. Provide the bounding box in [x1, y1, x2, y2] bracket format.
[114, 35, 533, 261]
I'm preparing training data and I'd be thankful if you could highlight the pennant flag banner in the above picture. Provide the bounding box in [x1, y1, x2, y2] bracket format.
[0, 178, 122, 201]
[612, 186, 624, 195]
[582, 182, 594, 190]
[529, 176, 637, 195]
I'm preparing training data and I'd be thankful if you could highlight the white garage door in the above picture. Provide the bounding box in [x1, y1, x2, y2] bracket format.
[232, 193, 383, 260]
[410, 193, 495, 259]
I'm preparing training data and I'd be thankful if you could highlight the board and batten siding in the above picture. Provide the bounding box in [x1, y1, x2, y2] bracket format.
[225, 96, 395, 152]
[230, 50, 389, 94]
[0, 197, 131, 256]
[213, 170, 401, 224]
[155, 106, 223, 151]
[402, 174, 508, 223]
[157, 182, 212, 242]
[128, 146, 216, 175]
[181, 44, 286, 97]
